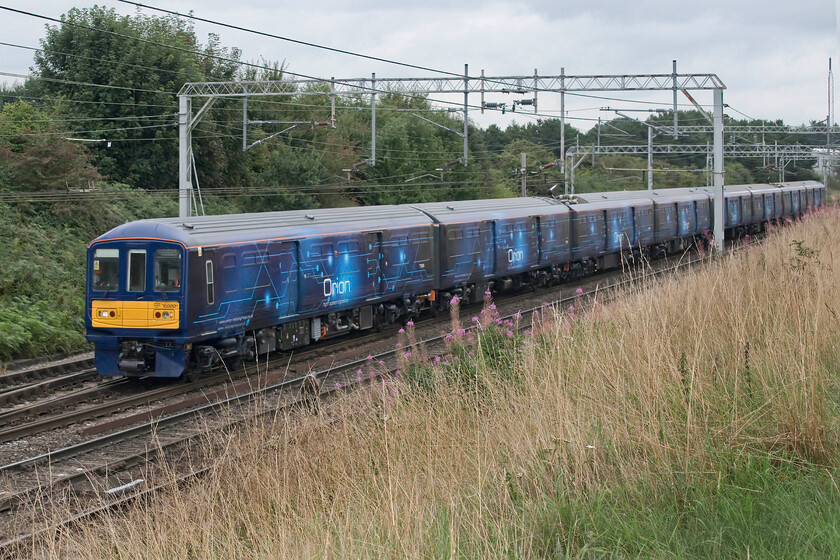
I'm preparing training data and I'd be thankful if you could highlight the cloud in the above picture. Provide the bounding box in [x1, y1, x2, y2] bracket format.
[1, 0, 837, 129]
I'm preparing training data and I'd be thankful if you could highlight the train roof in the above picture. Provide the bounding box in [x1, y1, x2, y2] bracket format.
[411, 197, 568, 223]
[90, 205, 434, 249]
[573, 181, 822, 204]
[572, 188, 711, 204]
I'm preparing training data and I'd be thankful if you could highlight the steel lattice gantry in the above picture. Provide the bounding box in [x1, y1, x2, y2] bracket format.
[568, 143, 831, 157]
[563, 143, 837, 192]
[177, 68, 727, 249]
[178, 72, 725, 97]
[656, 125, 840, 135]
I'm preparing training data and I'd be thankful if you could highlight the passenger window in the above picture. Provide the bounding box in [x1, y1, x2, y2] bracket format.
[242, 251, 266, 267]
[154, 249, 181, 292]
[222, 254, 237, 293]
[127, 249, 146, 292]
[93, 248, 119, 291]
[338, 241, 360, 254]
[206, 261, 215, 305]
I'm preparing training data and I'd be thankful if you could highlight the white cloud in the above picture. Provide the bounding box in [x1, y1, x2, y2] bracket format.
[1, 0, 837, 130]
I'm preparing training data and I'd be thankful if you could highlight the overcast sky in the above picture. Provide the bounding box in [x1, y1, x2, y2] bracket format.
[1, 0, 838, 132]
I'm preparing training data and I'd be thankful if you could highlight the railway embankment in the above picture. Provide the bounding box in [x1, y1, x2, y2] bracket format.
[21, 204, 840, 558]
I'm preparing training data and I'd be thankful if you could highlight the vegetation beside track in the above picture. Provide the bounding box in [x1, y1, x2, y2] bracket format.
[22, 205, 839, 558]
[0, 191, 243, 361]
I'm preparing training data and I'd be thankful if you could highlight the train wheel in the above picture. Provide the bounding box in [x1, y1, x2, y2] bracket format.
[183, 366, 201, 383]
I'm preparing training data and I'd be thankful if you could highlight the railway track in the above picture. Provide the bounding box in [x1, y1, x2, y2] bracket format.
[0, 248, 714, 554]
[0, 354, 96, 408]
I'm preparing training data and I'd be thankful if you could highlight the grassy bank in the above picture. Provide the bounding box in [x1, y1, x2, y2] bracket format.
[33, 206, 840, 558]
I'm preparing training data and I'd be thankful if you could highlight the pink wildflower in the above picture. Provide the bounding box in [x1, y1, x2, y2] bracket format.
[575, 288, 583, 295]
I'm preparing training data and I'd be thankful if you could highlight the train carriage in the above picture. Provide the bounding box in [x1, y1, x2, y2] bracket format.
[412, 197, 569, 302]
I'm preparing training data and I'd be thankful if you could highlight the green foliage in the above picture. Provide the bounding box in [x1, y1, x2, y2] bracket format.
[403, 294, 525, 396]
[0, 101, 101, 191]
[0, 296, 86, 360]
[531, 455, 840, 558]
[0, 188, 179, 361]
[30, 6, 247, 191]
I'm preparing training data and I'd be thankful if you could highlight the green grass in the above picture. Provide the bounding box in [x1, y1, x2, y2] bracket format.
[529, 454, 840, 559]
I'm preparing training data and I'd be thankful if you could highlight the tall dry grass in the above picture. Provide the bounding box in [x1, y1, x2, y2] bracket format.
[37, 207, 840, 558]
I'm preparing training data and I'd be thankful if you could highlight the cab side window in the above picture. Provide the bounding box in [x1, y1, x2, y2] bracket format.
[154, 249, 182, 292]
[92, 248, 119, 291]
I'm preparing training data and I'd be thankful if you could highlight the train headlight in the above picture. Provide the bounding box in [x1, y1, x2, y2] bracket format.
[162, 311, 171, 319]
[99, 310, 115, 318]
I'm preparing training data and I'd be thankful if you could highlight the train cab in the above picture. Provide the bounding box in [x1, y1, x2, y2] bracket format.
[86, 233, 188, 378]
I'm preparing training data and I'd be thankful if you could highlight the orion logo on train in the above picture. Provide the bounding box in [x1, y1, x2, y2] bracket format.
[508, 248, 524, 263]
[323, 278, 351, 297]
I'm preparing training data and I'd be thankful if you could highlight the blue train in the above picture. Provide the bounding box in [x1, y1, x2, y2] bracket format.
[85, 180, 825, 378]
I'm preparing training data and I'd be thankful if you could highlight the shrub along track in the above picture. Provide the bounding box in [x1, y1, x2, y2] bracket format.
[0, 245, 721, 555]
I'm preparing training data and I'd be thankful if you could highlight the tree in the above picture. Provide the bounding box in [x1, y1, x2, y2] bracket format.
[31, 7, 247, 191]
[0, 101, 100, 192]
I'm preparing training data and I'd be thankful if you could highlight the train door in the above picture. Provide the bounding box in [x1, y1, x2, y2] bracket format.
[488, 221, 497, 276]
[692, 201, 700, 235]
[298, 239, 336, 314]
[535, 216, 544, 265]
[603, 210, 611, 251]
[194, 249, 219, 332]
[269, 241, 298, 318]
[366, 232, 384, 297]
